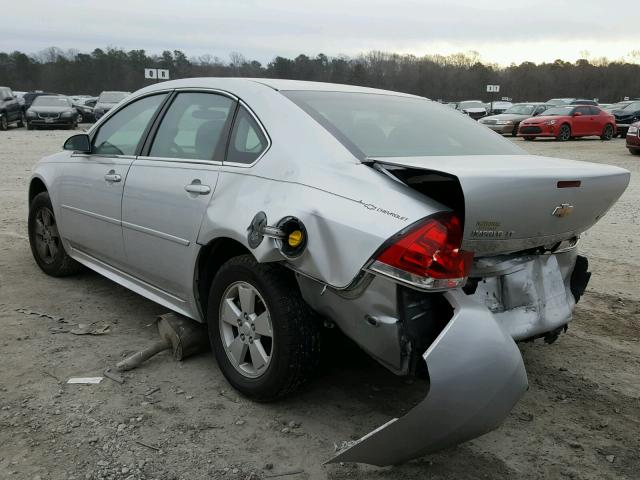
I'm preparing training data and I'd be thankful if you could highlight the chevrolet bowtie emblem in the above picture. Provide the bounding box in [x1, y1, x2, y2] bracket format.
[552, 203, 574, 218]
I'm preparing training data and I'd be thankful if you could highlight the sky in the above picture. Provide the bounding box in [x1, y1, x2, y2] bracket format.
[2, 1, 633, 66]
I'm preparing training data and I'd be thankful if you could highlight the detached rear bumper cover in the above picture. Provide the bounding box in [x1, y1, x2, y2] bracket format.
[328, 290, 528, 466]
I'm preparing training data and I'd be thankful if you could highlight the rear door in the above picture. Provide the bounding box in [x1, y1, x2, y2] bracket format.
[56, 93, 167, 270]
[121, 91, 236, 299]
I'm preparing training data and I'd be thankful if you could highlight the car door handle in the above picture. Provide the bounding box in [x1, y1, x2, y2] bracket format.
[184, 182, 211, 195]
[104, 171, 121, 183]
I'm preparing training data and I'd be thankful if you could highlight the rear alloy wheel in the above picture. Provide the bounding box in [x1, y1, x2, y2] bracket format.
[0, 115, 7, 130]
[28, 192, 83, 277]
[600, 124, 614, 140]
[208, 254, 321, 401]
[557, 124, 571, 142]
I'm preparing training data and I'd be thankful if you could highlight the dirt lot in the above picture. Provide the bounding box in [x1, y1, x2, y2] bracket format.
[0, 128, 638, 480]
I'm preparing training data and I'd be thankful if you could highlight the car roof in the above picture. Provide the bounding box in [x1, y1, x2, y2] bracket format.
[139, 77, 423, 99]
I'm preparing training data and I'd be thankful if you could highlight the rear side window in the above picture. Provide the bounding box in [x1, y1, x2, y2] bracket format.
[149, 92, 235, 161]
[225, 106, 268, 164]
[93, 94, 166, 156]
[282, 91, 524, 158]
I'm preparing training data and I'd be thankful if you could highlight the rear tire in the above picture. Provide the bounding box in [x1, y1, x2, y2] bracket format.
[557, 124, 571, 141]
[28, 192, 83, 277]
[207, 254, 321, 401]
[629, 148, 640, 156]
[0, 115, 7, 130]
[27, 122, 34, 130]
[600, 124, 614, 140]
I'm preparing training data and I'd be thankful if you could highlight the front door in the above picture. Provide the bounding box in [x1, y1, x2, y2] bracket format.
[121, 91, 236, 299]
[56, 93, 167, 270]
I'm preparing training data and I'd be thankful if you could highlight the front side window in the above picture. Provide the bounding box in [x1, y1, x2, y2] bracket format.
[93, 94, 166, 156]
[226, 106, 268, 164]
[149, 92, 235, 160]
[283, 91, 524, 158]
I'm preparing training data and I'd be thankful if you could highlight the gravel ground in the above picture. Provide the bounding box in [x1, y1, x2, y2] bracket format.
[0, 127, 638, 480]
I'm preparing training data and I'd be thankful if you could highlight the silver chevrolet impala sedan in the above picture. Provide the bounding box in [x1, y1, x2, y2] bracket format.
[27, 78, 629, 465]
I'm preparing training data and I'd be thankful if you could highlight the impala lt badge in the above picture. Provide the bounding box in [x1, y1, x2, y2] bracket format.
[552, 203, 574, 218]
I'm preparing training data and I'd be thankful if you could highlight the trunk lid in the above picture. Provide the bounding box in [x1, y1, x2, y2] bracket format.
[370, 155, 630, 256]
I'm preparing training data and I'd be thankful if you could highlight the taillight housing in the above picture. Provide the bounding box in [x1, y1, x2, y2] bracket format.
[369, 213, 474, 290]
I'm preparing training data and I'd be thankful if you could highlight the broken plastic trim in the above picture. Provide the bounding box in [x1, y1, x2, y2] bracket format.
[327, 290, 528, 466]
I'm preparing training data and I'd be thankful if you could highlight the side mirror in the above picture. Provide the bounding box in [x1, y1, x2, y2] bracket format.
[63, 134, 91, 153]
[573, 112, 582, 117]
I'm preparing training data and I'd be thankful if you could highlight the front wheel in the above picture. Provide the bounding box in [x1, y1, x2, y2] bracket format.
[207, 255, 321, 401]
[557, 124, 571, 142]
[28, 192, 83, 277]
[601, 124, 614, 140]
[0, 115, 7, 130]
[629, 148, 640, 156]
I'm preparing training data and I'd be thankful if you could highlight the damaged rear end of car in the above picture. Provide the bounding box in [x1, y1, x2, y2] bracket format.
[281, 89, 629, 466]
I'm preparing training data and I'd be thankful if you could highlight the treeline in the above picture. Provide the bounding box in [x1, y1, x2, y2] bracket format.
[1, 47, 639, 102]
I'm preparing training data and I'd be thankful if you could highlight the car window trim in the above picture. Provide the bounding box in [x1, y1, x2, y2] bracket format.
[223, 99, 272, 168]
[86, 91, 172, 158]
[139, 88, 239, 164]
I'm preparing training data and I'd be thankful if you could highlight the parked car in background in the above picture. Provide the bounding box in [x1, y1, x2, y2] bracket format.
[570, 99, 598, 106]
[84, 97, 98, 108]
[456, 100, 487, 119]
[13, 91, 26, 108]
[23, 91, 60, 111]
[479, 103, 551, 136]
[546, 98, 576, 106]
[0, 86, 25, 130]
[612, 101, 640, 137]
[603, 101, 633, 112]
[27, 78, 629, 466]
[26, 95, 78, 130]
[488, 101, 513, 115]
[518, 105, 615, 141]
[72, 97, 96, 123]
[625, 121, 640, 155]
[93, 91, 130, 120]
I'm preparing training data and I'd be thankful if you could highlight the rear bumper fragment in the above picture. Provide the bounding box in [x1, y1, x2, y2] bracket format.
[328, 289, 528, 466]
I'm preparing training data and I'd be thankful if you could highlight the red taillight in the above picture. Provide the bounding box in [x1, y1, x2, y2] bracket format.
[371, 213, 474, 290]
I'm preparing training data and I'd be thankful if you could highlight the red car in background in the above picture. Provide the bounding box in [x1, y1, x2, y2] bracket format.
[518, 105, 616, 141]
[626, 121, 640, 155]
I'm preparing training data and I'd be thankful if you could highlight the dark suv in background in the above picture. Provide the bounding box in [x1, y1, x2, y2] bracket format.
[0, 86, 24, 130]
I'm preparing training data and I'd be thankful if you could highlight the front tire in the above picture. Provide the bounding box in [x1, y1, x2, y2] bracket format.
[0, 115, 7, 130]
[601, 124, 614, 140]
[28, 192, 83, 277]
[629, 148, 640, 156]
[207, 255, 320, 401]
[557, 124, 571, 141]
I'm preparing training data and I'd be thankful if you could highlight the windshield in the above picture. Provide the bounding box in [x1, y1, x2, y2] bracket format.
[541, 106, 574, 116]
[547, 98, 573, 105]
[622, 102, 640, 111]
[283, 91, 524, 158]
[32, 96, 70, 107]
[458, 101, 485, 110]
[504, 104, 536, 115]
[98, 92, 129, 103]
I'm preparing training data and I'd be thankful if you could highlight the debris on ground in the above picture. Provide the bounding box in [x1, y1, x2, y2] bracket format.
[16, 308, 64, 322]
[103, 368, 124, 384]
[70, 323, 111, 335]
[67, 377, 104, 384]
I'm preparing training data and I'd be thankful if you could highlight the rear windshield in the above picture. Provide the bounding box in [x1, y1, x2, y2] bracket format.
[504, 104, 536, 115]
[282, 91, 524, 158]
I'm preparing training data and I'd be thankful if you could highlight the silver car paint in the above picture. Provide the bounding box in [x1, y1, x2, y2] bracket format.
[29, 78, 629, 466]
[328, 288, 528, 466]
